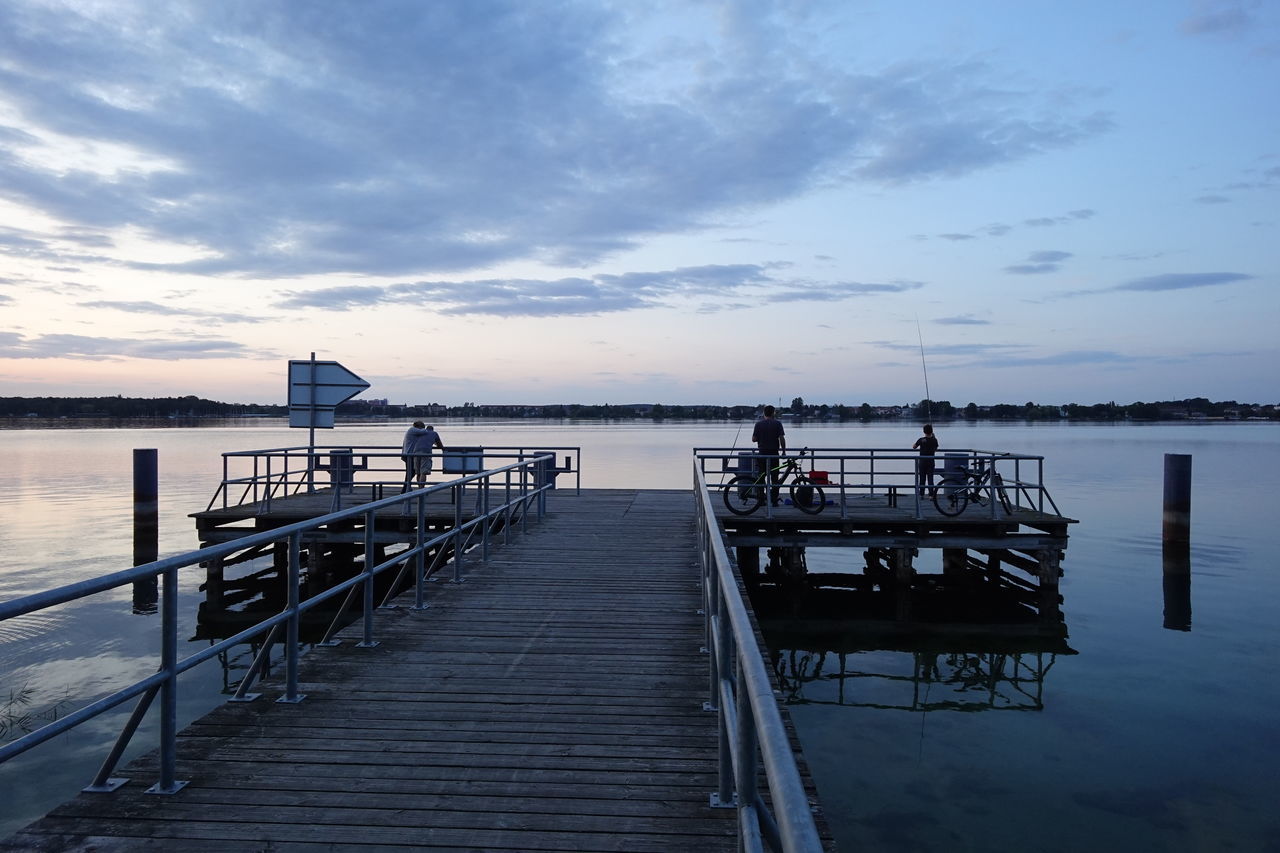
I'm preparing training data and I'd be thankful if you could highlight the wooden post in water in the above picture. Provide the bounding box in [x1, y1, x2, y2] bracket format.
[132, 448, 159, 614]
[1162, 453, 1192, 630]
[1162, 453, 1192, 544]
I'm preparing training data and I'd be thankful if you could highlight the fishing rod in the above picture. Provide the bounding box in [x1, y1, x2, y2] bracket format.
[915, 316, 932, 421]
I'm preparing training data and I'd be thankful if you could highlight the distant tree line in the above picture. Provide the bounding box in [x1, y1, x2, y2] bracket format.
[0, 395, 285, 418]
[3, 395, 1275, 421]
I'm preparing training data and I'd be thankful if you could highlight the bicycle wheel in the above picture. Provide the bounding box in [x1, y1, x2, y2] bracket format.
[723, 475, 764, 516]
[790, 478, 826, 515]
[994, 473, 1013, 514]
[933, 487, 968, 516]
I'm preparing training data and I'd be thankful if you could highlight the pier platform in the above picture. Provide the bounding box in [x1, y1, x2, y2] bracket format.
[6, 490, 809, 852]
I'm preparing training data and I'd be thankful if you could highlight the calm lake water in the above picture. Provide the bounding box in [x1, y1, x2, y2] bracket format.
[1, 419, 1277, 850]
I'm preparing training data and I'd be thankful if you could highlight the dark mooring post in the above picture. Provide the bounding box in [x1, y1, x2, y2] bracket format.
[1162, 453, 1192, 631]
[1163, 453, 1192, 543]
[132, 448, 159, 615]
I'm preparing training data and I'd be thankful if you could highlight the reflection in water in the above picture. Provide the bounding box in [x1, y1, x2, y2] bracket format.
[772, 646, 1064, 712]
[1161, 542, 1192, 631]
[130, 578, 157, 615]
[753, 546, 1076, 713]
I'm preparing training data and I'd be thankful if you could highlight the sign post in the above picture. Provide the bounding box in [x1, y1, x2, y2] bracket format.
[287, 353, 370, 490]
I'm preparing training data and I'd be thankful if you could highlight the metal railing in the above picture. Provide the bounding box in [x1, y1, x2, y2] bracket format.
[208, 444, 582, 511]
[0, 455, 554, 795]
[693, 464, 825, 853]
[694, 446, 1060, 520]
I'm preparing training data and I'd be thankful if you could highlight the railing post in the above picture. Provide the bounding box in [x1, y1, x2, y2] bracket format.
[412, 493, 428, 610]
[503, 473, 512, 546]
[481, 477, 491, 562]
[734, 655, 759, 810]
[278, 531, 305, 703]
[713, 601, 736, 810]
[451, 493, 465, 583]
[145, 565, 187, 795]
[357, 509, 379, 648]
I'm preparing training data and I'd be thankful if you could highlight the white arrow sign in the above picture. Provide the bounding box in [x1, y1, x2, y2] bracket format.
[288, 358, 370, 428]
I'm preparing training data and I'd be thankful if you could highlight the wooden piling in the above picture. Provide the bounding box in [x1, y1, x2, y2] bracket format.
[131, 449, 159, 614]
[1162, 453, 1192, 544]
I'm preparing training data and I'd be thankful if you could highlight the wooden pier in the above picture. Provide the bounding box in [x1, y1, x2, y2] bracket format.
[7, 490, 823, 852]
[6, 459, 1073, 851]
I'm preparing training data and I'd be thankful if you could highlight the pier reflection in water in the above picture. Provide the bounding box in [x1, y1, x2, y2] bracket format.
[752, 545, 1076, 714]
[771, 645, 1067, 714]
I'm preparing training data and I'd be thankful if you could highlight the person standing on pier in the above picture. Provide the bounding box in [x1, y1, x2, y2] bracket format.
[402, 421, 444, 489]
[751, 405, 786, 505]
[913, 423, 939, 497]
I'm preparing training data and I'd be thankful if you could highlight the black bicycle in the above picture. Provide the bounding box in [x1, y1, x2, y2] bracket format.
[932, 459, 1013, 517]
[723, 449, 826, 516]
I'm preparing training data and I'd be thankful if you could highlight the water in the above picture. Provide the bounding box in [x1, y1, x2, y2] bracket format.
[1, 419, 1277, 849]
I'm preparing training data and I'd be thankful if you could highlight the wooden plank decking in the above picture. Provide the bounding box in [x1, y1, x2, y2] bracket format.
[5, 489, 750, 852]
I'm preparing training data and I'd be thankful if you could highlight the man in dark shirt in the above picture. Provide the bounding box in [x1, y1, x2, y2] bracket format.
[913, 423, 939, 497]
[751, 405, 786, 504]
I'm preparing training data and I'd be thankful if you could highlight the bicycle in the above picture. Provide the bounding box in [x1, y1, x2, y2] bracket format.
[932, 458, 1013, 517]
[723, 448, 826, 516]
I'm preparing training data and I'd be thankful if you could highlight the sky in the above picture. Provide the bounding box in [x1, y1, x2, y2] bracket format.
[0, 0, 1276, 407]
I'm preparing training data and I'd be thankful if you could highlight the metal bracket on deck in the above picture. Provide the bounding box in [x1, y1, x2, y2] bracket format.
[315, 639, 342, 647]
[144, 780, 189, 796]
[355, 640, 381, 648]
[276, 694, 306, 704]
[702, 701, 718, 712]
[709, 793, 738, 809]
[82, 777, 129, 793]
[228, 693, 262, 702]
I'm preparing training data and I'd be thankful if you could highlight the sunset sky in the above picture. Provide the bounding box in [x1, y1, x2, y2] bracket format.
[0, 0, 1275, 407]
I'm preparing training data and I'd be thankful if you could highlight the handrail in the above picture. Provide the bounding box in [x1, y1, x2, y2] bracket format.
[208, 444, 582, 510]
[693, 445, 1058, 520]
[693, 463, 824, 852]
[0, 455, 555, 793]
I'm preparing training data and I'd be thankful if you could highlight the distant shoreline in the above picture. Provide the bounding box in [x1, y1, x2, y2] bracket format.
[2, 414, 1275, 430]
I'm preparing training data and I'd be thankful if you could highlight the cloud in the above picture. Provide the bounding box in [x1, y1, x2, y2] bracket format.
[969, 349, 1143, 368]
[869, 340, 1020, 357]
[1005, 250, 1073, 275]
[0, 332, 263, 360]
[1180, 3, 1257, 37]
[277, 264, 923, 317]
[1023, 210, 1097, 228]
[935, 211, 1094, 244]
[1049, 271, 1255, 299]
[934, 314, 990, 325]
[0, 2, 1111, 279]
[78, 300, 265, 324]
[764, 281, 924, 304]
[1112, 272, 1253, 291]
[871, 337, 1144, 370]
[1194, 194, 1232, 204]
